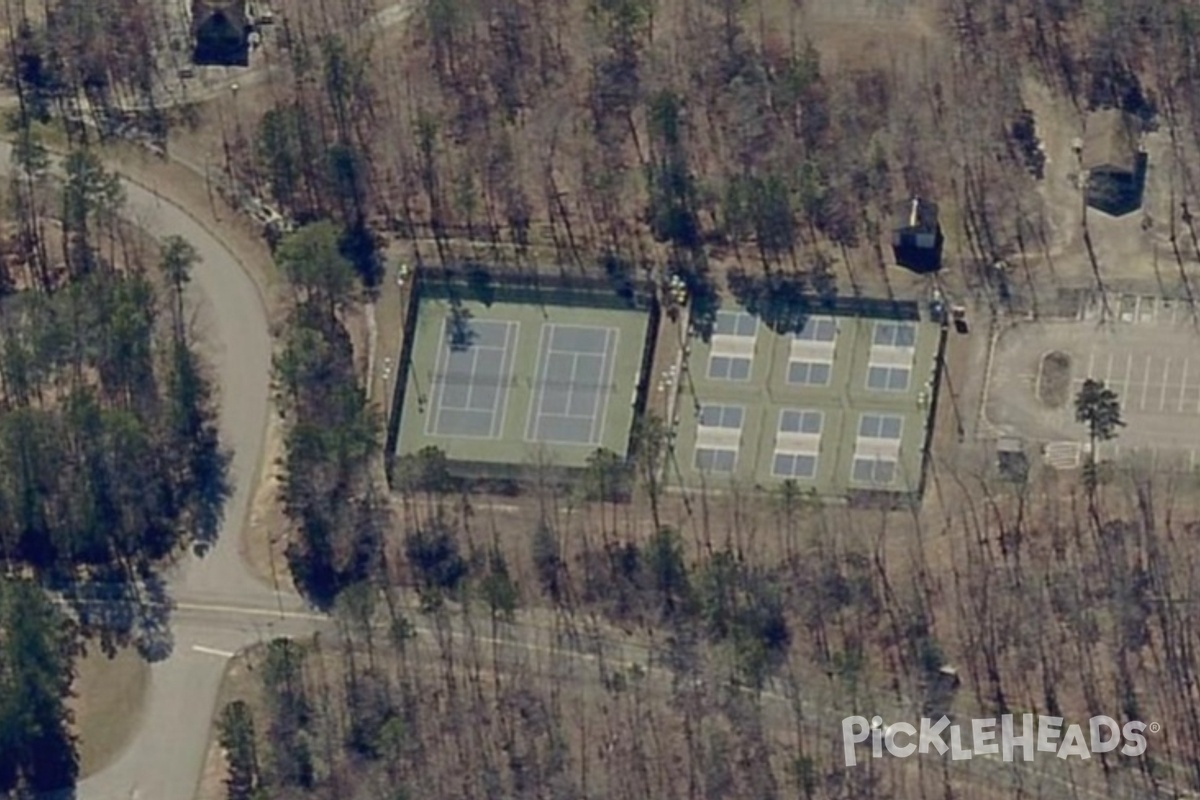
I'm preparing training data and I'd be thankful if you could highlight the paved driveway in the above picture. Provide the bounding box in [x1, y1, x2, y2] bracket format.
[985, 301, 1200, 469]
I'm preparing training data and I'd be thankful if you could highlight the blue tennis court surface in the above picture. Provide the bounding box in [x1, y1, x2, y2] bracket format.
[526, 324, 619, 445]
[426, 319, 517, 438]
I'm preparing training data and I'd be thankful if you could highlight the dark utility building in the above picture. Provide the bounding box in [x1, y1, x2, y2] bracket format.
[1082, 109, 1147, 217]
[192, 0, 251, 67]
[891, 198, 944, 273]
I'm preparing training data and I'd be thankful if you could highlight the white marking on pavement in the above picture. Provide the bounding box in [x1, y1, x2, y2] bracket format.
[1160, 359, 1171, 411]
[175, 602, 326, 622]
[1123, 355, 1133, 397]
[1105, 353, 1115, 384]
[1141, 357, 1151, 411]
[1087, 349, 1096, 378]
[1181, 359, 1190, 413]
[192, 645, 235, 658]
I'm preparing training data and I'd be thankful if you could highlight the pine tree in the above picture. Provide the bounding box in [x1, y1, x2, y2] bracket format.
[218, 700, 261, 800]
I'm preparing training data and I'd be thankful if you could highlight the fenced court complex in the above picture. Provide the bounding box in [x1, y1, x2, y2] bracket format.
[671, 301, 945, 501]
[392, 275, 655, 474]
[388, 270, 943, 500]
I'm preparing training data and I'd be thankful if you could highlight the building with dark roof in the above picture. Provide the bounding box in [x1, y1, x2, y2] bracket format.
[891, 197, 944, 273]
[1082, 109, 1146, 216]
[192, 0, 251, 67]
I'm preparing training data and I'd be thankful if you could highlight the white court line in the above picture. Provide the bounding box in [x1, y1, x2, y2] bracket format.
[564, 351, 580, 432]
[1140, 357, 1151, 411]
[424, 317, 451, 436]
[591, 326, 620, 445]
[527, 325, 617, 443]
[1181, 359, 1190, 412]
[492, 321, 519, 438]
[523, 323, 553, 441]
[463, 345, 482, 412]
[192, 644, 235, 658]
[1160, 359, 1171, 411]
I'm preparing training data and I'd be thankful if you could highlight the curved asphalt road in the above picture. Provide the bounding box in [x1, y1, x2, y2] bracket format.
[75, 167, 304, 800]
[0, 140, 317, 800]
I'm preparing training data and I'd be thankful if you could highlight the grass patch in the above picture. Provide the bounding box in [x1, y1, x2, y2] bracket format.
[70, 645, 150, 778]
[1039, 351, 1072, 408]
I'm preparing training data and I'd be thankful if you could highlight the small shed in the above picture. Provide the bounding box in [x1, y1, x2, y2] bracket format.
[891, 197, 944, 273]
[1082, 109, 1146, 216]
[192, 0, 251, 67]
[996, 437, 1028, 481]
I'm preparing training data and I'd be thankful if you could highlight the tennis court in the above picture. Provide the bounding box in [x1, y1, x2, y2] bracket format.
[426, 319, 518, 439]
[525, 324, 619, 445]
[395, 289, 653, 470]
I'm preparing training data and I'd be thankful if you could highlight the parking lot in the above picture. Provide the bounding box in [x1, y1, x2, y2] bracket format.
[985, 295, 1200, 470]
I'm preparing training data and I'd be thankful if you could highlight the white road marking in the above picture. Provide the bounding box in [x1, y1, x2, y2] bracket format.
[1181, 359, 1190, 412]
[1161, 359, 1171, 411]
[1087, 349, 1096, 378]
[192, 645, 235, 658]
[1105, 353, 1115, 384]
[1124, 355, 1133, 397]
[1140, 358, 1152, 411]
[175, 602, 326, 622]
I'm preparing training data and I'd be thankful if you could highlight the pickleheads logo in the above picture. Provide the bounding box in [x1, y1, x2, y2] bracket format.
[842, 714, 1154, 766]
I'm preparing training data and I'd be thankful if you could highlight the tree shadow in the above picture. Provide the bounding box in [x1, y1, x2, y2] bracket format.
[447, 303, 477, 351]
[600, 253, 636, 305]
[726, 267, 815, 336]
[672, 254, 719, 341]
[463, 262, 497, 307]
[338, 220, 383, 293]
[188, 440, 232, 555]
[52, 568, 176, 663]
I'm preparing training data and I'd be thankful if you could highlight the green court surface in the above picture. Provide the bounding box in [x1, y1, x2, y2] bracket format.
[672, 304, 943, 498]
[396, 291, 651, 470]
